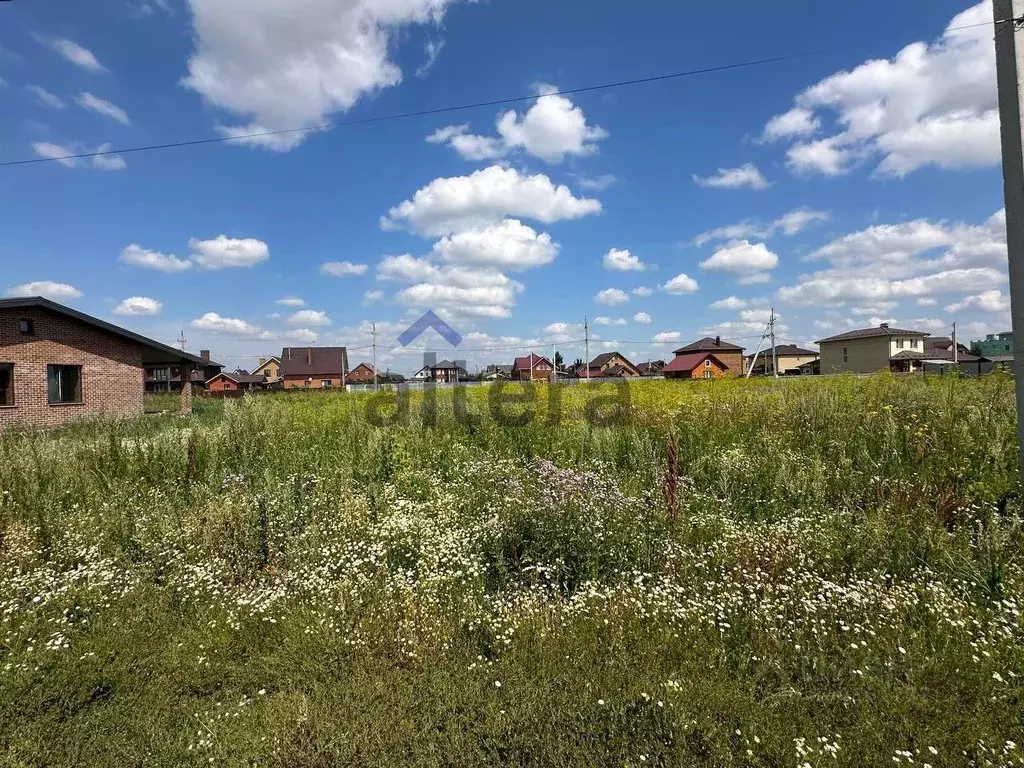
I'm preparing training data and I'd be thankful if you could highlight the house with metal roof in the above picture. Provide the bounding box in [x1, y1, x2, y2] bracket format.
[816, 323, 930, 373]
[672, 337, 745, 376]
[279, 346, 349, 389]
[0, 296, 210, 428]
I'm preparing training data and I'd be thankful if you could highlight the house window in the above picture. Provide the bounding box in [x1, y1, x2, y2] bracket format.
[19, 318, 34, 335]
[47, 365, 82, 405]
[704, 359, 711, 367]
[702, 370, 711, 379]
[0, 364, 13, 406]
[321, 380, 332, 388]
[896, 339, 905, 349]
[842, 347, 848, 363]
[911, 338, 919, 349]
[151, 367, 168, 381]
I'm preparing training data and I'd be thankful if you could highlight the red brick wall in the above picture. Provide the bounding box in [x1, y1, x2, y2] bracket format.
[283, 375, 343, 389]
[0, 307, 144, 429]
[715, 351, 744, 376]
[207, 376, 240, 392]
[347, 366, 375, 384]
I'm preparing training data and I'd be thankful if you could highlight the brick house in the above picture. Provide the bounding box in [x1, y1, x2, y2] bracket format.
[661, 352, 729, 380]
[430, 360, 469, 383]
[206, 370, 268, 393]
[279, 346, 348, 388]
[1, 297, 208, 429]
[672, 337, 745, 376]
[347, 362, 377, 384]
[145, 350, 223, 393]
[586, 351, 641, 378]
[636, 360, 665, 376]
[512, 353, 554, 381]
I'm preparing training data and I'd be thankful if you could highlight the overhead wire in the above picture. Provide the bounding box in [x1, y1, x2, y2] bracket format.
[0, 52, 819, 167]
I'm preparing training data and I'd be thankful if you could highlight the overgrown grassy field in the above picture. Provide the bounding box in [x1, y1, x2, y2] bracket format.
[1, 376, 1023, 766]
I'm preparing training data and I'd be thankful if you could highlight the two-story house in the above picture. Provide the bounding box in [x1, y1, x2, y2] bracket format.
[512, 353, 554, 381]
[817, 324, 929, 373]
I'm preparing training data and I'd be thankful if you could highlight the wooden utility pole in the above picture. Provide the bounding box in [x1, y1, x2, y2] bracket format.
[770, 307, 778, 379]
[993, 0, 1024, 480]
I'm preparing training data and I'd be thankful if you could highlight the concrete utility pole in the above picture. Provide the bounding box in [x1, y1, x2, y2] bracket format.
[953, 321, 959, 365]
[371, 322, 378, 390]
[551, 342, 557, 384]
[745, 320, 772, 379]
[770, 307, 778, 379]
[584, 316, 591, 381]
[993, 0, 1024, 480]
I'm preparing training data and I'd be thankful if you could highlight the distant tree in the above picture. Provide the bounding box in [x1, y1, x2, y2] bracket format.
[555, 351, 564, 369]
[573, 357, 583, 369]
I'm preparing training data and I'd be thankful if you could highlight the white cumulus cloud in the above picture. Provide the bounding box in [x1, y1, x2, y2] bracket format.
[603, 248, 650, 271]
[693, 163, 769, 190]
[594, 288, 629, 305]
[431, 219, 558, 270]
[320, 260, 368, 277]
[661, 273, 700, 295]
[767, 2, 998, 177]
[5, 281, 82, 299]
[182, 0, 463, 151]
[287, 309, 331, 326]
[383, 165, 602, 237]
[189, 235, 269, 269]
[429, 86, 607, 163]
[191, 312, 261, 335]
[709, 296, 747, 311]
[120, 244, 193, 273]
[945, 289, 1010, 313]
[700, 241, 779, 282]
[112, 296, 162, 316]
[633, 312, 652, 324]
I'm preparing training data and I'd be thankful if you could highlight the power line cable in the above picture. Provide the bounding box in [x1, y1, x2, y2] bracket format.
[0, 52, 818, 168]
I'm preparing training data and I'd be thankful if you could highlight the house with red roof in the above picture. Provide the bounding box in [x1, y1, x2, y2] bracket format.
[512, 353, 553, 381]
[662, 351, 729, 380]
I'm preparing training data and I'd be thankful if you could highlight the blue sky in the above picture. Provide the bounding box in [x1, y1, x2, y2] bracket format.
[0, 0, 1007, 373]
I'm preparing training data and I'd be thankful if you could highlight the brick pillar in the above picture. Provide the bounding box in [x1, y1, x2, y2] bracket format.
[180, 362, 193, 415]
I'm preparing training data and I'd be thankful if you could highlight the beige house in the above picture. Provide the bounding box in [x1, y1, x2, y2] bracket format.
[251, 356, 281, 382]
[817, 324, 929, 374]
[746, 344, 819, 375]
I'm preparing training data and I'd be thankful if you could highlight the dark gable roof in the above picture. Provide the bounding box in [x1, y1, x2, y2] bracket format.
[210, 371, 266, 385]
[513, 353, 552, 370]
[1, 296, 210, 366]
[760, 344, 818, 357]
[279, 346, 348, 377]
[918, 348, 982, 363]
[817, 325, 929, 344]
[589, 351, 638, 370]
[674, 337, 745, 354]
[663, 352, 725, 373]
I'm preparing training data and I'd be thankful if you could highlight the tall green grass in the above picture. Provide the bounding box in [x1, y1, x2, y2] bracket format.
[0, 375, 1022, 766]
